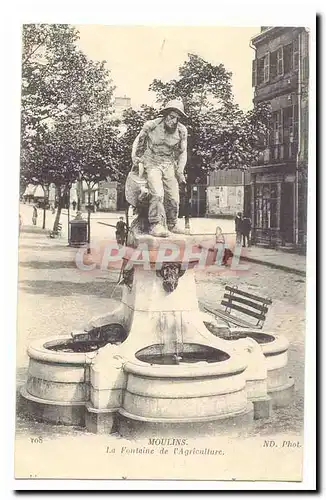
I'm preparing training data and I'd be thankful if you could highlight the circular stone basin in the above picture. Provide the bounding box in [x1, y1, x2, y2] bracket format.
[135, 343, 230, 365]
[44, 323, 127, 353]
[44, 339, 104, 353]
[203, 322, 275, 343]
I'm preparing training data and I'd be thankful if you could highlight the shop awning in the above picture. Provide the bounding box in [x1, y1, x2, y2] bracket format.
[23, 184, 45, 197]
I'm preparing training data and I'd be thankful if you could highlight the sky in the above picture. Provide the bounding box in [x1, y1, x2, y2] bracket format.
[75, 25, 259, 111]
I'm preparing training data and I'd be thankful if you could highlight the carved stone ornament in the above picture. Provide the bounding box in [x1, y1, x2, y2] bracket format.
[156, 263, 185, 293]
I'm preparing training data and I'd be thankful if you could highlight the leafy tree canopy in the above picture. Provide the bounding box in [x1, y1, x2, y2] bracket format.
[147, 53, 271, 183]
[21, 24, 116, 187]
[21, 24, 115, 145]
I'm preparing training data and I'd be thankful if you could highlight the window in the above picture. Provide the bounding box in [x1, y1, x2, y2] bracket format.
[283, 104, 298, 159]
[293, 37, 299, 70]
[252, 59, 257, 87]
[272, 109, 283, 145]
[283, 43, 293, 73]
[290, 103, 298, 158]
[283, 106, 291, 148]
[301, 106, 309, 159]
[276, 47, 284, 76]
[302, 56, 309, 81]
[255, 183, 278, 229]
[302, 30, 309, 55]
[292, 104, 298, 142]
[270, 48, 284, 79]
[257, 54, 270, 84]
[257, 57, 264, 85]
[263, 53, 270, 83]
[271, 109, 284, 160]
[257, 53, 271, 84]
[270, 51, 276, 79]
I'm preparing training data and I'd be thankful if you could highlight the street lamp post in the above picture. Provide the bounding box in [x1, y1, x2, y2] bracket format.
[67, 185, 71, 239]
[242, 169, 246, 215]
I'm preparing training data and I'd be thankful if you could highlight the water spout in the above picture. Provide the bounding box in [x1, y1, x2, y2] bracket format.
[159, 312, 184, 360]
[173, 354, 183, 364]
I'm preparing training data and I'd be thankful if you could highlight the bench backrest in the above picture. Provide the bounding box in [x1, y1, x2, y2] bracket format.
[222, 286, 272, 327]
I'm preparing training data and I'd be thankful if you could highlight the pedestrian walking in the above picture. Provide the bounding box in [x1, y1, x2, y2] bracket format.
[235, 212, 242, 245]
[72, 200, 77, 211]
[241, 215, 252, 248]
[115, 217, 127, 246]
[32, 205, 38, 226]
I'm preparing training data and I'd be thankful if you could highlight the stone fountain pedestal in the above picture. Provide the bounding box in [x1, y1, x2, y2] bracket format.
[20, 232, 294, 435]
[82, 233, 271, 435]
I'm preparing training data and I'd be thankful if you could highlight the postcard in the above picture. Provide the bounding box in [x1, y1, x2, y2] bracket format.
[13, 21, 315, 488]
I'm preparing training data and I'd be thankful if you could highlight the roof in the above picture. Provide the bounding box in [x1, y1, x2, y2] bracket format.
[250, 26, 306, 47]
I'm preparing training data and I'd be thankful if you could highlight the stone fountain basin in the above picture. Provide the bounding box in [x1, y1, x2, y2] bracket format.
[22, 323, 126, 407]
[203, 322, 293, 405]
[120, 342, 250, 422]
[23, 337, 98, 405]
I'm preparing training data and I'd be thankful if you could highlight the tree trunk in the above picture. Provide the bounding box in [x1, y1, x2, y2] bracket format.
[184, 182, 191, 231]
[87, 186, 92, 253]
[77, 177, 81, 211]
[42, 185, 49, 229]
[53, 194, 62, 232]
[52, 185, 67, 232]
[42, 205, 46, 229]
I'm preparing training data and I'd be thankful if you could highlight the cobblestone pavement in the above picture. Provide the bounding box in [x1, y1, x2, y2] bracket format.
[16, 225, 306, 441]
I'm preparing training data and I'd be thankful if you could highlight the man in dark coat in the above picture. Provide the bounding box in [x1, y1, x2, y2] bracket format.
[241, 215, 252, 248]
[115, 217, 127, 246]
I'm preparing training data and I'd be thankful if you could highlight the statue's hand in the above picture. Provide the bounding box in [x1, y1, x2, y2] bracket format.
[132, 157, 141, 171]
[176, 171, 186, 185]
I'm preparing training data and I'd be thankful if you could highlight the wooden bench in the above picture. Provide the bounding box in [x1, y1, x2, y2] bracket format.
[203, 285, 272, 329]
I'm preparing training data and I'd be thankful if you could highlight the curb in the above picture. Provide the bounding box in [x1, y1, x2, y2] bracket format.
[240, 256, 306, 277]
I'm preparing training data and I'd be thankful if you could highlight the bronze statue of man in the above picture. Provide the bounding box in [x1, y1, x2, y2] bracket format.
[131, 99, 188, 237]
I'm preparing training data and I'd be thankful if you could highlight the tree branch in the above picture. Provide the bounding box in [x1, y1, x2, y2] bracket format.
[22, 35, 49, 66]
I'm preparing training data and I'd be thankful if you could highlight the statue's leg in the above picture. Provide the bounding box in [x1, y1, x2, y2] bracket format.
[162, 165, 180, 229]
[146, 166, 166, 227]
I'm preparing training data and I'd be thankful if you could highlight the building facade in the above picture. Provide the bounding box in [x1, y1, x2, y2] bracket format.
[250, 27, 309, 249]
[207, 170, 251, 217]
[113, 96, 132, 120]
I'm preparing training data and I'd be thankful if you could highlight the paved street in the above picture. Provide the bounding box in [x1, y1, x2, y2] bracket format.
[19, 203, 236, 241]
[16, 209, 306, 440]
[19, 203, 306, 274]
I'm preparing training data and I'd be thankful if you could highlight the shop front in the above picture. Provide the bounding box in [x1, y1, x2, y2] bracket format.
[251, 168, 295, 248]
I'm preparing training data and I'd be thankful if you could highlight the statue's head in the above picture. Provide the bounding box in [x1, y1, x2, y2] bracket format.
[160, 99, 188, 130]
[163, 110, 180, 131]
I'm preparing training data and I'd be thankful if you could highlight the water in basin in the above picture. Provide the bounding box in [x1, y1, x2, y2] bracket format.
[136, 343, 230, 365]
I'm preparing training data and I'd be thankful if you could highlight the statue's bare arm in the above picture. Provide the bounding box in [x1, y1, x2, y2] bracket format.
[131, 126, 148, 166]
